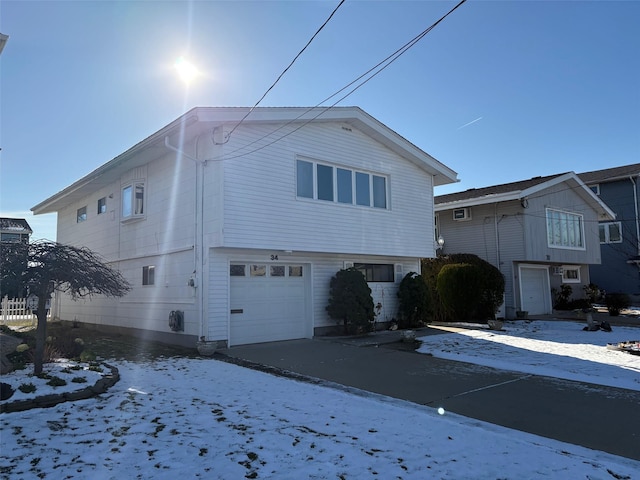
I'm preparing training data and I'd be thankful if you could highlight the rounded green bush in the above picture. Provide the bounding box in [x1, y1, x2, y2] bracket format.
[423, 253, 505, 322]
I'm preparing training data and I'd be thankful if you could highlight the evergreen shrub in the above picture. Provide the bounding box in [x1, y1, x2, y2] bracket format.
[437, 263, 483, 321]
[422, 254, 505, 322]
[326, 268, 375, 334]
[605, 293, 631, 316]
[397, 272, 430, 328]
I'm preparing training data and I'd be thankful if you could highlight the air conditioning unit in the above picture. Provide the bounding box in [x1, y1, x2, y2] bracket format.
[453, 207, 471, 221]
[551, 266, 564, 276]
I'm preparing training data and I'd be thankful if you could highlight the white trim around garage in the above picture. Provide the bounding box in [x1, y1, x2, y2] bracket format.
[518, 264, 552, 315]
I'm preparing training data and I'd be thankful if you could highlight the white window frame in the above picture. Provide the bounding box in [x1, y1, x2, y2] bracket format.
[561, 265, 581, 284]
[588, 184, 600, 196]
[546, 207, 585, 250]
[599, 222, 622, 244]
[296, 158, 389, 210]
[77, 206, 87, 223]
[97, 197, 107, 215]
[142, 265, 155, 286]
[122, 181, 145, 221]
[353, 263, 395, 282]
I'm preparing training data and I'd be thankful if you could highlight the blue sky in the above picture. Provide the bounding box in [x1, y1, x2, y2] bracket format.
[1, 0, 638, 241]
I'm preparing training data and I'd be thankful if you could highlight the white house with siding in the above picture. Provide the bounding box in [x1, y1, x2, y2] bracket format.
[32, 107, 458, 347]
[434, 173, 615, 318]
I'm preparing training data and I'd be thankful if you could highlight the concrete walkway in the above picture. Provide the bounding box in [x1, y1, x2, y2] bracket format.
[219, 327, 640, 461]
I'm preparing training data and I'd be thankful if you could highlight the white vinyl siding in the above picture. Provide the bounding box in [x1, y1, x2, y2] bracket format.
[207, 249, 420, 342]
[225, 122, 432, 258]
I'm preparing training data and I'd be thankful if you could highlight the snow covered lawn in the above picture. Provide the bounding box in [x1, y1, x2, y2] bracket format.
[417, 320, 640, 391]
[1, 320, 639, 479]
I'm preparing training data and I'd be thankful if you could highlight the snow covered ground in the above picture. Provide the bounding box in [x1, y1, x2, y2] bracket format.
[1, 320, 639, 479]
[417, 320, 640, 391]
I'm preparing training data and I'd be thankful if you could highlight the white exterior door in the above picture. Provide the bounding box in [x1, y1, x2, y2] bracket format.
[519, 266, 552, 315]
[229, 263, 309, 346]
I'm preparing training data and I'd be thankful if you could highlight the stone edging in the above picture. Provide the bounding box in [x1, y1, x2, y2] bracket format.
[0, 363, 120, 414]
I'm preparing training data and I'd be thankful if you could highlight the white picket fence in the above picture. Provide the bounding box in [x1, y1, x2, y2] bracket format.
[0, 296, 41, 325]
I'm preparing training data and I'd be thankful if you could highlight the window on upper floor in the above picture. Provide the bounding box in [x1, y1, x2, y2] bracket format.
[599, 222, 622, 244]
[122, 182, 145, 220]
[97, 197, 107, 215]
[77, 206, 87, 223]
[588, 184, 600, 195]
[142, 265, 155, 286]
[296, 159, 388, 209]
[353, 263, 394, 282]
[546, 208, 585, 250]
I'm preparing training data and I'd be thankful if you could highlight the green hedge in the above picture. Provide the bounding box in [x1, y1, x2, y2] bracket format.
[422, 254, 505, 322]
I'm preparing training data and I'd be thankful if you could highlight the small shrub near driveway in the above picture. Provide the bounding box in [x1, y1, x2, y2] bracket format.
[605, 293, 631, 316]
[326, 268, 375, 335]
[397, 272, 430, 328]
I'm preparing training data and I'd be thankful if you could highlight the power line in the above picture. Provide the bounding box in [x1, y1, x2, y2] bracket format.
[218, 0, 468, 161]
[225, 0, 346, 141]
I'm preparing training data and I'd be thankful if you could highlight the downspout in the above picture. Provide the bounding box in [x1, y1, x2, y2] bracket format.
[494, 202, 505, 318]
[631, 175, 640, 256]
[164, 136, 206, 340]
[494, 203, 501, 267]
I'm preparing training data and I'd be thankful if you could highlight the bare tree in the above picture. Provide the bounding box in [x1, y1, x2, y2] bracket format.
[1, 241, 130, 374]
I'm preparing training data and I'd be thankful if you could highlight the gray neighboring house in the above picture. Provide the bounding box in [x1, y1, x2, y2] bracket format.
[578, 163, 640, 298]
[0, 218, 32, 244]
[434, 172, 615, 318]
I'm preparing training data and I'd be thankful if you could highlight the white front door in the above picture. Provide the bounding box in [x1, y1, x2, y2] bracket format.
[229, 263, 309, 346]
[519, 266, 552, 315]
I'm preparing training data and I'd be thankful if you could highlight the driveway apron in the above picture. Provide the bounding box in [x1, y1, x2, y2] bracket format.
[220, 337, 640, 461]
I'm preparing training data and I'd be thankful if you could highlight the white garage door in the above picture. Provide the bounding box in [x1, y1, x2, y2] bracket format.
[519, 266, 551, 315]
[229, 263, 308, 346]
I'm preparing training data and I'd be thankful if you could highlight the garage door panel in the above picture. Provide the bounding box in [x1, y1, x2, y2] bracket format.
[230, 263, 308, 346]
[520, 266, 551, 315]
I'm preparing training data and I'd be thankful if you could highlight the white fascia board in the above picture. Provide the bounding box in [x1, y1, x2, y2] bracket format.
[32, 113, 197, 215]
[32, 106, 458, 214]
[195, 106, 459, 186]
[520, 172, 615, 220]
[435, 191, 522, 211]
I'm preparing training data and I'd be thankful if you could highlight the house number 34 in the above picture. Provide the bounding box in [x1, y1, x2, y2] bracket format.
[270, 254, 278, 260]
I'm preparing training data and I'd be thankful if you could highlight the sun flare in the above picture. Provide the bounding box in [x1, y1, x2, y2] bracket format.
[174, 56, 199, 85]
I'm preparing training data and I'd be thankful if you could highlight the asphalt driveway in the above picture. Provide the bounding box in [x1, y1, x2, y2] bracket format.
[219, 330, 640, 461]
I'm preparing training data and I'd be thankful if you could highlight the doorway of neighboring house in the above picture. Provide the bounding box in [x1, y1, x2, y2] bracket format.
[519, 265, 552, 315]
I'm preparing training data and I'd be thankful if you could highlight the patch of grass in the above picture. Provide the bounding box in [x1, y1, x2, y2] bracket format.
[46, 376, 67, 387]
[18, 383, 36, 394]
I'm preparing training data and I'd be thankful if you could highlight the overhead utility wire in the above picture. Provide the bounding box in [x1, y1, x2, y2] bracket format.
[225, 0, 346, 140]
[220, 0, 468, 161]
